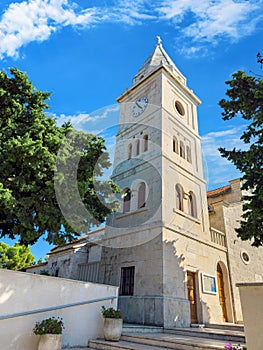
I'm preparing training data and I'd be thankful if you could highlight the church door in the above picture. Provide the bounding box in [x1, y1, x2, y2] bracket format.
[217, 264, 228, 322]
[187, 271, 198, 324]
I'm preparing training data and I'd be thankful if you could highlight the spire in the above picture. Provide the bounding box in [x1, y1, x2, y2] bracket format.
[133, 36, 186, 85]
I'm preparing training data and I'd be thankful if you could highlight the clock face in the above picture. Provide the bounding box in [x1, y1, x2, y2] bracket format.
[132, 96, 148, 117]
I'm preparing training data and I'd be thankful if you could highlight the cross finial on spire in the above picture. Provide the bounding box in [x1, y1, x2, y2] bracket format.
[156, 36, 162, 45]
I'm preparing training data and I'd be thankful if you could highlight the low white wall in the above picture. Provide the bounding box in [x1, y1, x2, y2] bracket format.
[0, 269, 118, 350]
[237, 282, 263, 350]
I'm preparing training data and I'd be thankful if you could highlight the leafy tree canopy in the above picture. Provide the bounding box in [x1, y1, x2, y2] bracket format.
[0, 242, 35, 270]
[0, 68, 119, 246]
[219, 70, 263, 247]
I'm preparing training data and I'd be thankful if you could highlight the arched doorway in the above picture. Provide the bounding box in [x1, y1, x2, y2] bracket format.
[217, 263, 229, 322]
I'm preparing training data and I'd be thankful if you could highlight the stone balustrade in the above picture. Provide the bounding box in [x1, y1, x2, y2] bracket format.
[210, 227, 227, 247]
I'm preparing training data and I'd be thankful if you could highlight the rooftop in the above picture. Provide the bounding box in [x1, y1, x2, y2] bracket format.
[132, 36, 186, 86]
[207, 185, 231, 198]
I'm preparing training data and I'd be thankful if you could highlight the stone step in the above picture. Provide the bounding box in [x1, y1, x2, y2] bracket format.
[205, 323, 244, 333]
[164, 327, 245, 343]
[64, 348, 88, 350]
[88, 339, 174, 350]
[123, 324, 164, 334]
[89, 332, 246, 350]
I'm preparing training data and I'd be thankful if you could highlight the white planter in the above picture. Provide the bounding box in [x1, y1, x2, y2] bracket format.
[103, 318, 123, 341]
[37, 334, 62, 350]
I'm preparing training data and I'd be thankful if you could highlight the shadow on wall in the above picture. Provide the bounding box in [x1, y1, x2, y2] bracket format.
[99, 233, 211, 327]
[163, 238, 211, 327]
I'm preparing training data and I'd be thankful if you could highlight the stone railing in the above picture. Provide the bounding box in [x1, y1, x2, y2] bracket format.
[210, 227, 227, 247]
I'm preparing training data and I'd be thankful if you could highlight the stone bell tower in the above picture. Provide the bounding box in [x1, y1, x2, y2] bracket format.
[99, 37, 229, 327]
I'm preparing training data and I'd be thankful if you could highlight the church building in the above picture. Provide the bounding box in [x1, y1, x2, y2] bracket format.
[26, 37, 263, 328]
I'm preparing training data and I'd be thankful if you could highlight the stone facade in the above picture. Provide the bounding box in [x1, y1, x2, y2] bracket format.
[26, 38, 263, 328]
[207, 178, 263, 323]
[27, 228, 104, 282]
[99, 38, 231, 327]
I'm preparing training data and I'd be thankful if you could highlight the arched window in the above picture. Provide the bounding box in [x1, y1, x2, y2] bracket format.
[136, 140, 140, 156]
[138, 182, 146, 209]
[180, 141, 185, 159]
[128, 143, 132, 159]
[186, 146, 191, 163]
[175, 184, 184, 211]
[173, 136, 178, 153]
[188, 191, 197, 218]
[123, 189, 131, 213]
[143, 135, 148, 152]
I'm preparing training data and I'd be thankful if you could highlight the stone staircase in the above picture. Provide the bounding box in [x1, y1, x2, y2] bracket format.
[87, 324, 246, 350]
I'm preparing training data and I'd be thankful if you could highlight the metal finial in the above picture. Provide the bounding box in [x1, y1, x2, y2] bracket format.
[156, 36, 162, 45]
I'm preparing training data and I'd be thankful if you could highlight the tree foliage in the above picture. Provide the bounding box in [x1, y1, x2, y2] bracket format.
[0, 68, 119, 246]
[0, 242, 35, 270]
[219, 70, 263, 246]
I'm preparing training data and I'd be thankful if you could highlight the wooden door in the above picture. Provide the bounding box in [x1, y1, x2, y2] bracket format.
[187, 271, 198, 324]
[217, 264, 228, 322]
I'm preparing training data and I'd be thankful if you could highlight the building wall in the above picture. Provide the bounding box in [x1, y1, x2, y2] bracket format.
[207, 178, 263, 323]
[0, 269, 118, 350]
[26, 229, 104, 281]
[162, 227, 231, 327]
[100, 232, 164, 325]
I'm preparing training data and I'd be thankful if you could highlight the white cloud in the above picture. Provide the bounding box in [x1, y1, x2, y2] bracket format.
[201, 125, 247, 190]
[55, 112, 107, 126]
[0, 0, 262, 58]
[157, 0, 262, 55]
[54, 104, 120, 133]
[0, 0, 99, 58]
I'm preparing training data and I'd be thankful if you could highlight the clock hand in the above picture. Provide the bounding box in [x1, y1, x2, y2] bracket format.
[136, 101, 143, 109]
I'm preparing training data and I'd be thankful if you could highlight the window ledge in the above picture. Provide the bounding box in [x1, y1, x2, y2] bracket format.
[173, 208, 200, 224]
[116, 207, 148, 219]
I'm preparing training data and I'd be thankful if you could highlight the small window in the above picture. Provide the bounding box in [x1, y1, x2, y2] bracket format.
[173, 136, 178, 153]
[143, 135, 148, 152]
[136, 140, 140, 156]
[241, 251, 250, 264]
[175, 184, 184, 211]
[120, 266, 135, 296]
[175, 101, 185, 116]
[123, 188, 131, 213]
[188, 191, 197, 218]
[186, 145, 191, 163]
[180, 141, 185, 159]
[138, 182, 146, 209]
[128, 143, 132, 159]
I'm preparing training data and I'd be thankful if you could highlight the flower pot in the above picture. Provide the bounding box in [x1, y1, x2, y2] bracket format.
[103, 318, 123, 341]
[37, 334, 62, 350]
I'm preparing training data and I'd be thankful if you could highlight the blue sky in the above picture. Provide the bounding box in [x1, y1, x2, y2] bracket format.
[0, 0, 262, 260]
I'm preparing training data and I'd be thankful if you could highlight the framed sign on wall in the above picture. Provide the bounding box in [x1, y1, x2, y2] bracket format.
[201, 273, 217, 294]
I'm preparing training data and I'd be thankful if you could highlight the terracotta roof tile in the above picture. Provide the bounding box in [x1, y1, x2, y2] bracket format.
[207, 185, 231, 198]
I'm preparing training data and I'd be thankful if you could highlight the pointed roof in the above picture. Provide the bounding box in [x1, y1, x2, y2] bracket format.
[133, 36, 186, 86]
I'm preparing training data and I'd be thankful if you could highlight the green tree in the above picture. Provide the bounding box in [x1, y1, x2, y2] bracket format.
[0, 68, 119, 246]
[0, 242, 35, 270]
[219, 70, 263, 246]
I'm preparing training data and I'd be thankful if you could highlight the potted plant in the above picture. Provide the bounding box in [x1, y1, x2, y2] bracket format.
[224, 343, 245, 350]
[33, 317, 64, 350]
[101, 306, 123, 341]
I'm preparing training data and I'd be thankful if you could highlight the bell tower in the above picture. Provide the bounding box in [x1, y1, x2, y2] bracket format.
[100, 37, 224, 327]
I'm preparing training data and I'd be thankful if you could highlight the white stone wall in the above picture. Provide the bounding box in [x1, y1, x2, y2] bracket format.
[224, 202, 263, 322]
[0, 269, 118, 350]
[208, 178, 263, 323]
[100, 233, 164, 325]
[162, 227, 230, 326]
